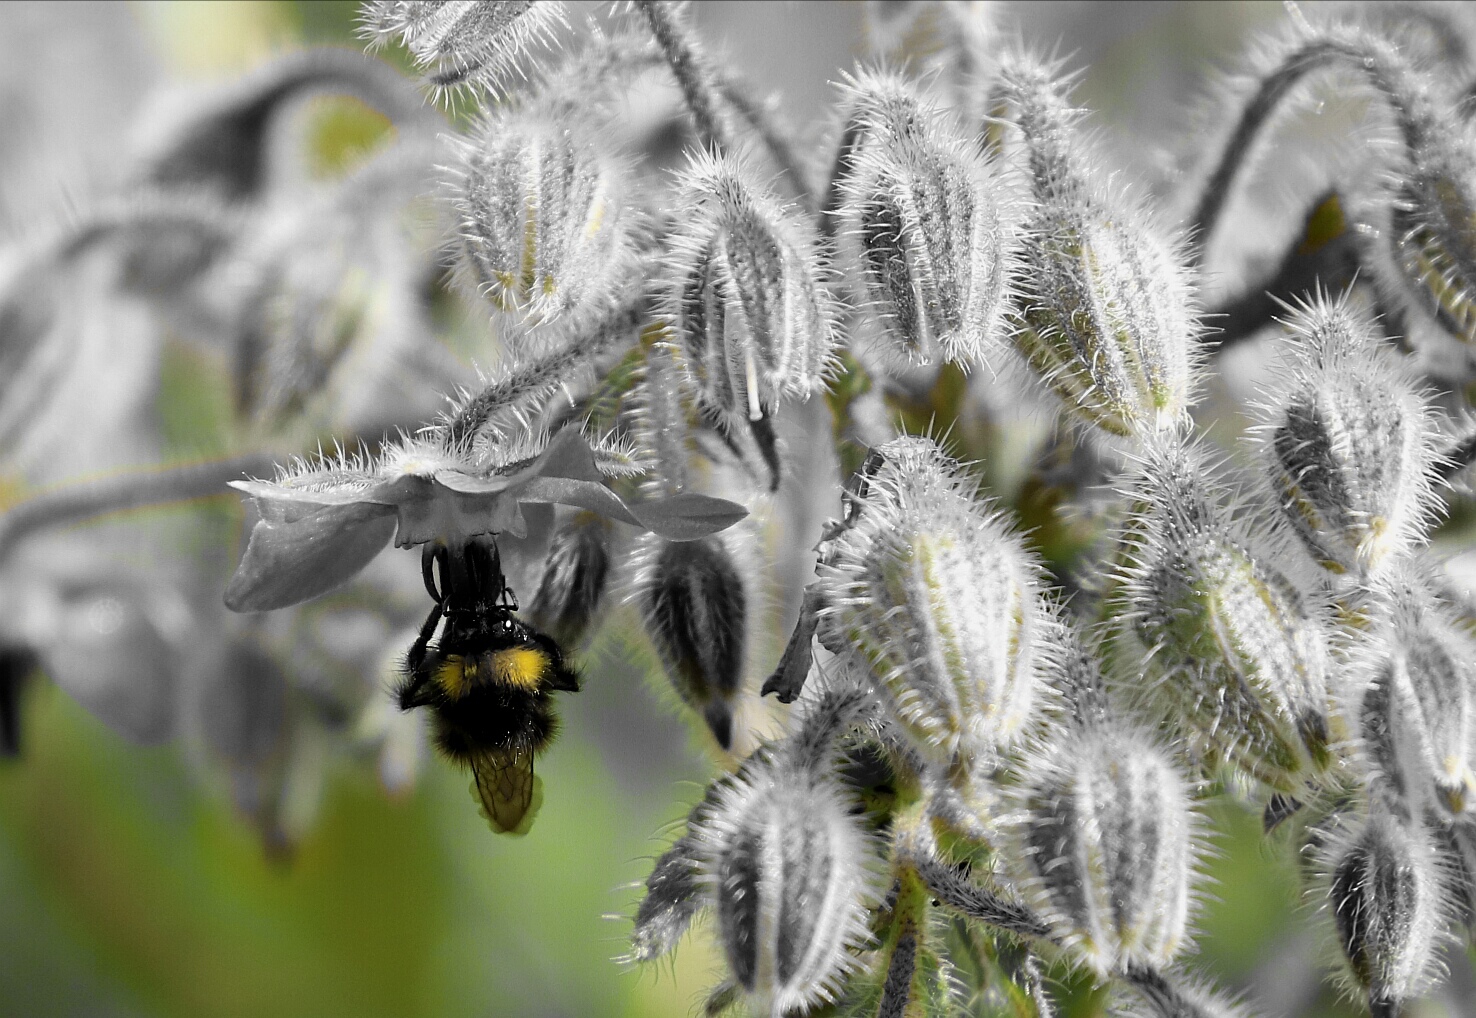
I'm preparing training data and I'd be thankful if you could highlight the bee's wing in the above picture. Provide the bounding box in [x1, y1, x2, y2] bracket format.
[469, 745, 543, 836]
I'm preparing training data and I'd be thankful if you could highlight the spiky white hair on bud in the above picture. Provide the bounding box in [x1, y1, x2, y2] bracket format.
[1316, 807, 1454, 1015]
[445, 105, 645, 337]
[693, 758, 880, 1017]
[1110, 436, 1333, 793]
[1255, 292, 1442, 578]
[1351, 559, 1476, 815]
[663, 150, 839, 425]
[813, 434, 1050, 768]
[832, 68, 1018, 369]
[1008, 720, 1202, 978]
[860, 1, 1001, 115]
[995, 52, 1199, 441]
[360, 0, 569, 99]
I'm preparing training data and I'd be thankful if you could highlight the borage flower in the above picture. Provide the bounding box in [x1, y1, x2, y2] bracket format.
[224, 426, 746, 612]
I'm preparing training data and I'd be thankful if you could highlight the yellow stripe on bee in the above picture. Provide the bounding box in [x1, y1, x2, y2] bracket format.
[436, 658, 472, 699]
[490, 647, 550, 691]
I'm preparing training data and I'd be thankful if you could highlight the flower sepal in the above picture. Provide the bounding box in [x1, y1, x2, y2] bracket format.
[225, 429, 747, 612]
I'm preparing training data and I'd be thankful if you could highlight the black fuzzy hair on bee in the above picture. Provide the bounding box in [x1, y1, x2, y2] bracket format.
[398, 535, 579, 836]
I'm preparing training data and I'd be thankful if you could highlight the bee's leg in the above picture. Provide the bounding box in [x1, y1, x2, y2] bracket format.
[421, 541, 447, 603]
[400, 601, 444, 710]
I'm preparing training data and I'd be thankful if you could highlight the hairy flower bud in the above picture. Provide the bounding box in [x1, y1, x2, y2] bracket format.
[1118, 441, 1331, 791]
[665, 151, 837, 424]
[833, 69, 1016, 367]
[996, 55, 1197, 439]
[361, 0, 569, 96]
[814, 435, 1047, 766]
[1323, 810, 1449, 1015]
[1261, 295, 1439, 577]
[1011, 724, 1198, 977]
[636, 532, 748, 749]
[1356, 566, 1476, 814]
[448, 110, 640, 330]
[526, 511, 612, 648]
[696, 767, 876, 1015]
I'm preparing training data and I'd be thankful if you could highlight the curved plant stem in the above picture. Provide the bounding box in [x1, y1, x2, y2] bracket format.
[1203, 190, 1360, 353]
[636, 0, 732, 153]
[0, 452, 278, 562]
[1192, 29, 1438, 264]
[714, 73, 814, 210]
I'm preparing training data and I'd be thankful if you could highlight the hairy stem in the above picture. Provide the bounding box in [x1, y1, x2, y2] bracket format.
[0, 453, 279, 562]
[636, 1, 732, 153]
[1192, 29, 1440, 263]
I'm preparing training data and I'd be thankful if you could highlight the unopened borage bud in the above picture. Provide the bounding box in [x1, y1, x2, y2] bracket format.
[447, 107, 639, 329]
[1324, 809, 1450, 1016]
[1117, 441, 1332, 792]
[1356, 566, 1476, 815]
[664, 150, 837, 425]
[360, 0, 569, 95]
[636, 532, 748, 750]
[694, 764, 876, 1016]
[1261, 293, 1439, 578]
[1011, 723, 1198, 978]
[526, 511, 612, 649]
[814, 434, 1047, 767]
[833, 68, 1016, 368]
[996, 53, 1197, 440]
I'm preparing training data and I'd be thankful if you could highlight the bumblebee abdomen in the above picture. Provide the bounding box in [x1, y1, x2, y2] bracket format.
[431, 685, 558, 763]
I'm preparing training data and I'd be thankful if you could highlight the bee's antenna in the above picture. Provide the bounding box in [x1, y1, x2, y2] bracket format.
[421, 541, 446, 603]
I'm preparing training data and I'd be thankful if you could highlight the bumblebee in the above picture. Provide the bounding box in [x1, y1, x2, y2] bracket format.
[398, 535, 578, 835]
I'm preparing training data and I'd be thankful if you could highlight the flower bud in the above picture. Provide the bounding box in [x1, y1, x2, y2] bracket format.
[360, 0, 569, 96]
[1262, 294, 1439, 577]
[448, 110, 640, 329]
[814, 435, 1047, 766]
[665, 151, 837, 424]
[1324, 810, 1449, 1015]
[1356, 568, 1476, 814]
[1011, 724, 1198, 977]
[696, 768, 876, 1015]
[1118, 441, 1332, 791]
[526, 511, 612, 648]
[636, 533, 748, 749]
[833, 69, 1016, 367]
[996, 55, 1197, 439]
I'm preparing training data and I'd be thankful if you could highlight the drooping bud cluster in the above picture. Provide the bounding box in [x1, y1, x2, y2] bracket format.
[832, 69, 1016, 368]
[664, 150, 837, 424]
[1011, 723, 1198, 977]
[996, 54, 1197, 440]
[446, 106, 642, 332]
[1261, 294, 1440, 578]
[1354, 563, 1476, 815]
[1115, 440, 1332, 792]
[814, 435, 1048, 767]
[1322, 809, 1450, 1016]
[360, 0, 569, 97]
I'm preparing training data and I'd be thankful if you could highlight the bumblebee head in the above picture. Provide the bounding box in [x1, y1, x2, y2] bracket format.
[422, 535, 517, 615]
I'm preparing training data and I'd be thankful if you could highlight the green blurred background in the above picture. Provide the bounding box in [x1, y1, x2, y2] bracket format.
[0, 3, 1473, 1017]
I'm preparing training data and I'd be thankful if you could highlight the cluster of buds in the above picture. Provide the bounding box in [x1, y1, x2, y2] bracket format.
[14, 2, 1476, 1016]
